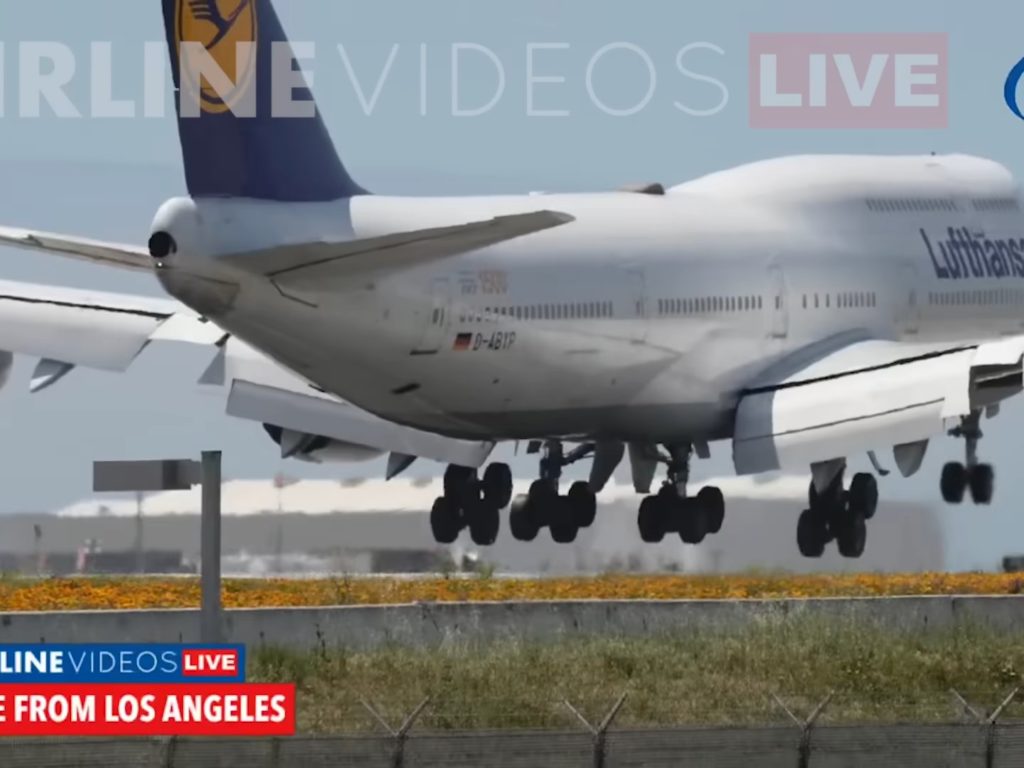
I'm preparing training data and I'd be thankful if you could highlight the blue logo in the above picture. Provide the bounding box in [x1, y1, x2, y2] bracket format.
[1007, 57, 1024, 121]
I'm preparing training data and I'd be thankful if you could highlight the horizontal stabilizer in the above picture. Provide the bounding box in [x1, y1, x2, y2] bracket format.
[222, 210, 574, 291]
[0, 226, 152, 271]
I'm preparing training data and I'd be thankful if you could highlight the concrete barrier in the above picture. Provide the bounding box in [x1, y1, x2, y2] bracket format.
[1, 595, 1023, 650]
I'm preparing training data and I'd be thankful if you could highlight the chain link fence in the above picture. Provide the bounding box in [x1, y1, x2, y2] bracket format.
[2, 689, 1024, 767]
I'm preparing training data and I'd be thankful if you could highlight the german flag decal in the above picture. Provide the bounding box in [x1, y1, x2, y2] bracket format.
[453, 333, 472, 351]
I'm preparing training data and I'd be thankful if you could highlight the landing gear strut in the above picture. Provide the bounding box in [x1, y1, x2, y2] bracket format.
[796, 463, 877, 559]
[941, 411, 994, 505]
[430, 462, 513, 546]
[636, 445, 725, 545]
[509, 441, 598, 543]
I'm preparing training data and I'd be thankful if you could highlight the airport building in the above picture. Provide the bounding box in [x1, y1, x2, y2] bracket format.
[0, 475, 944, 575]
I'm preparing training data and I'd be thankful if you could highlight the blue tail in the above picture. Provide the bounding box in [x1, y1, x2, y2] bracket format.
[162, 0, 366, 201]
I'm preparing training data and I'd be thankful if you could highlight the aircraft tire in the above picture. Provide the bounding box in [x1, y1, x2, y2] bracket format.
[509, 494, 539, 542]
[796, 509, 826, 558]
[836, 510, 867, 558]
[848, 473, 879, 520]
[697, 486, 725, 534]
[444, 464, 475, 503]
[940, 462, 968, 504]
[430, 497, 460, 544]
[969, 464, 994, 505]
[483, 463, 513, 509]
[679, 498, 707, 545]
[549, 497, 579, 544]
[468, 499, 500, 546]
[637, 496, 666, 543]
[567, 481, 597, 528]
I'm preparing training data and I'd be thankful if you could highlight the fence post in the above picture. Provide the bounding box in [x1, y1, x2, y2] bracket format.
[160, 735, 177, 768]
[950, 687, 1019, 768]
[361, 697, 431, 768]
[564, 693, 627, 768]
[772, 692, 833, 768]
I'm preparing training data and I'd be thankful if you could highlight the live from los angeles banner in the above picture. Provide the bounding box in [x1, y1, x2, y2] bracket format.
[0, 644, 295, 736]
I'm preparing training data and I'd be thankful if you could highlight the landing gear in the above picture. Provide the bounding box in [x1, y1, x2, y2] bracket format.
[429, 462, 512, 546]
[941, 412, 995, 505]
[796, 466, 876, 559]
[635, 444, 725, 545]
[508, 441, 600, 543]
[430, 497, 460, 544]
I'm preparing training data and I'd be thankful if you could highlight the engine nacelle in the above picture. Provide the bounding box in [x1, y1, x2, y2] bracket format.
[263, 424, 383, 464]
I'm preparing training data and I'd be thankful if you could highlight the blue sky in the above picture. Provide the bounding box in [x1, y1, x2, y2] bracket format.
[0, 0, 1022, 569]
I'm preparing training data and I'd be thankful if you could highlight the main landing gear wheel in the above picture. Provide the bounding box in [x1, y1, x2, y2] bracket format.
[697, 486, 725, 534]
[509, 493, 540, 542]
[637, 496, 665, 543]
[430, 462, 512, 545]
[430, 497, 460, 545]
[796, 467, 871, 559]
[942, 411, 995, 506]
[941, 461, 994, 505]
[835, 510, 867, 559]
[510, 440, 606, 544]
[483, 462, 513, 509]
[549, 496, 578, 544]
[509, 478, 586, 544]
[465, 497, 501, 547]
[940, 462, 968, 504]
[568, 481, 597, 528]
[633, 443, 726, 545]
[796, 509, 826, 558]
[848, 473, 879, 521]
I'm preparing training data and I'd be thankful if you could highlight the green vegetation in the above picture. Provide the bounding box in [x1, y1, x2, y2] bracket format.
[249, 616, 1024, 733]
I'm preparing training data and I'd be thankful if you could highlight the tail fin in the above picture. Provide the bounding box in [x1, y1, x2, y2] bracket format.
[162, 0, 366, 201]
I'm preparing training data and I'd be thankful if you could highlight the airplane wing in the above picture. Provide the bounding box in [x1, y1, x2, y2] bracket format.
[0, 279, 223, 389]
[0, 227, 152, 271]
[732, 336, 1024, 475]
[0, 280, 493, 467]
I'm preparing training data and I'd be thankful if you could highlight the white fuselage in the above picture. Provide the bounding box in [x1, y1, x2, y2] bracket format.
[152, 153, 1024, 444]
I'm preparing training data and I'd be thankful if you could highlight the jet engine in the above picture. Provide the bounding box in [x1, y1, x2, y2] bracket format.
[262, 424, 383, 464]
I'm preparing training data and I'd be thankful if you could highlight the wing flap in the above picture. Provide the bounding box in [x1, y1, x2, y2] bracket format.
[0, 227, 152, 271]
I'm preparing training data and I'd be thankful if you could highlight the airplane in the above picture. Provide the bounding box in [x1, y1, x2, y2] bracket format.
[1, 0, 1023, 559]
